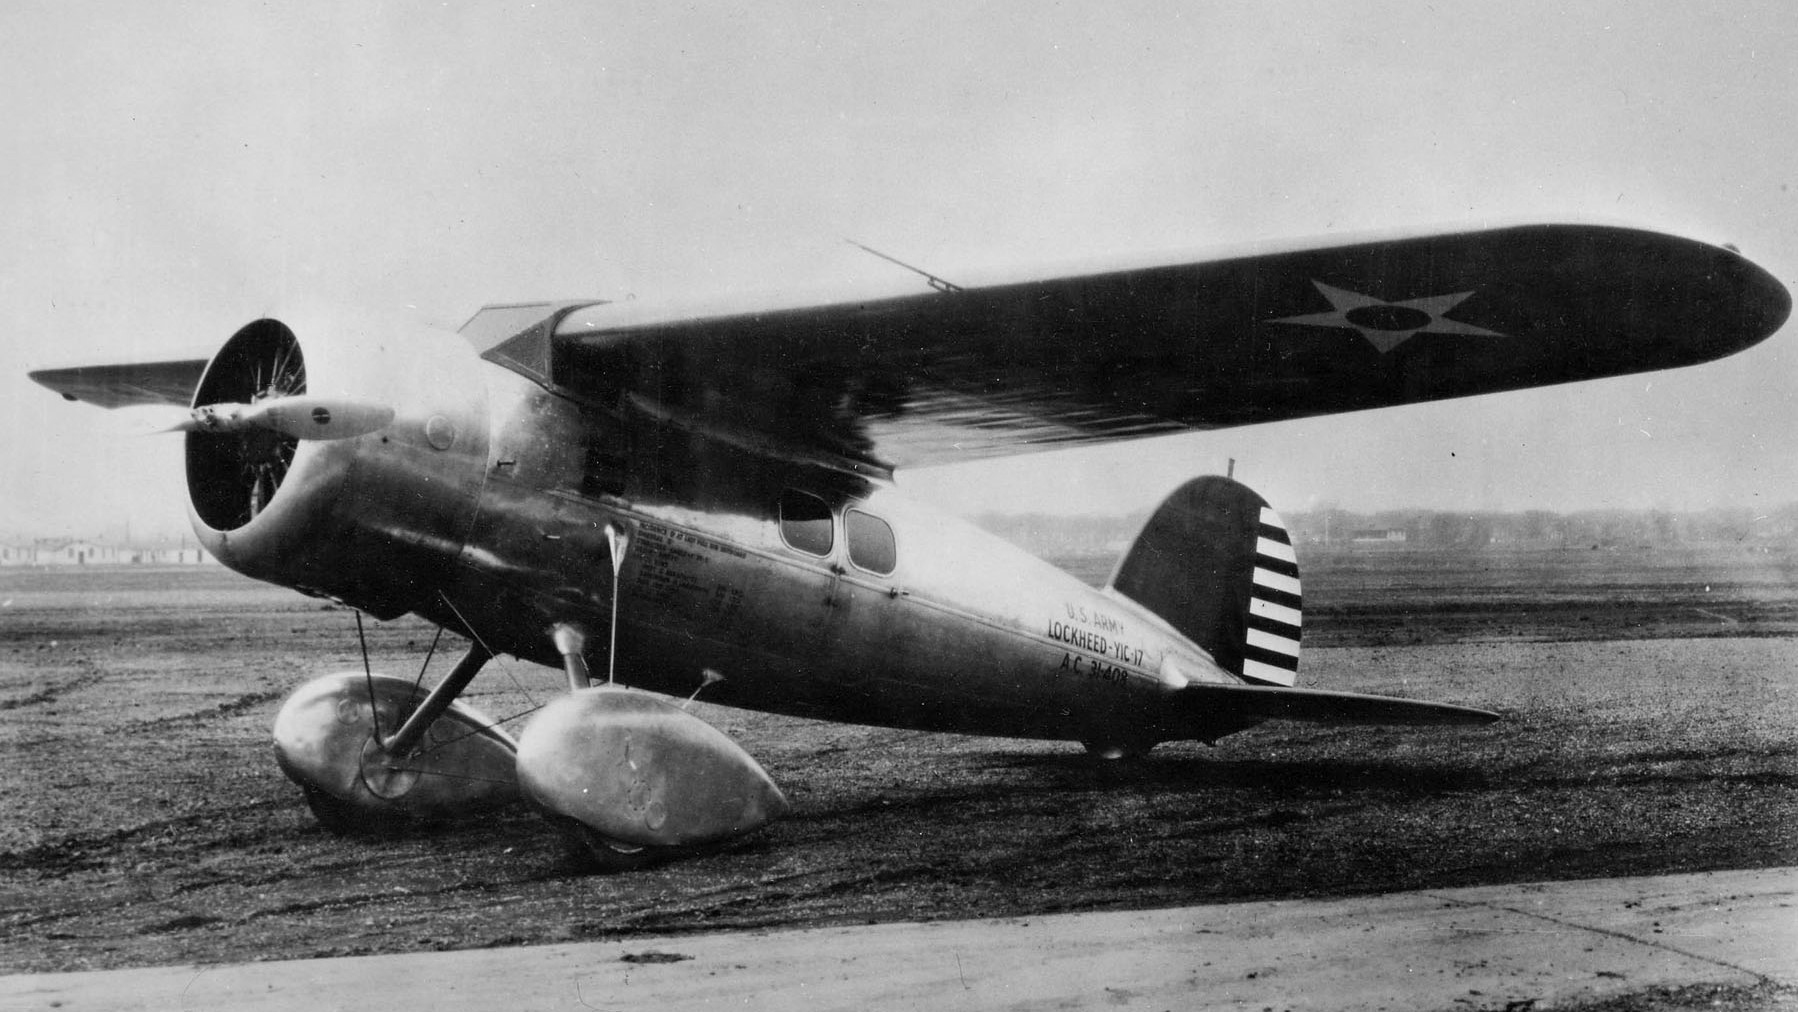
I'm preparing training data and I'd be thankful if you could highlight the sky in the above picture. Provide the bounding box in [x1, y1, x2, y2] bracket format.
[2, 1, 1795, 540]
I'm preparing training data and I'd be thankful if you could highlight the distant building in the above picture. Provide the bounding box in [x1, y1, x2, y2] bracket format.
[0, 539, 214, 566]
[1350, 528, 1408, 543]
[27, 539, 125, 565]
[132, 545, 211, 565]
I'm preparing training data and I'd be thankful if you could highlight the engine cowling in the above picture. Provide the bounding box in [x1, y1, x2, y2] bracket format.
[185, 308, 493, 617]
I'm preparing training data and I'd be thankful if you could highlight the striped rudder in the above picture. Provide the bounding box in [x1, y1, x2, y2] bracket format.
[1108, 476, 1303, 686]
[1243, 506, 1302, 685]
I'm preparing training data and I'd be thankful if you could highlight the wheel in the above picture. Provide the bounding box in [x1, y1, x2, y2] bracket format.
[1082, 740, 1156, 760]
[546, 815, 666, 873]
[300, 784, 407, 838]
[275, 672, 523, 838]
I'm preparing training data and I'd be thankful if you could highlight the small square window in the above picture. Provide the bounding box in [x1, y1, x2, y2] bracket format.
[846, 509, 896, 575]
[779, 489, 834, 556]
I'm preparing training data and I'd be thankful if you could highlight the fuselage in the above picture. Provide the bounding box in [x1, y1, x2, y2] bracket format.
[186, 318, 1237, 751]
[466, 368, 1229, 745]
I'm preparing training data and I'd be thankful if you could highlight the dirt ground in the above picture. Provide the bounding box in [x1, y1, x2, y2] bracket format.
[1, 546, 1795, 982]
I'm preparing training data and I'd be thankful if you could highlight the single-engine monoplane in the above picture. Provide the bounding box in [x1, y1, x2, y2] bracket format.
[31, 223, 1790, 867]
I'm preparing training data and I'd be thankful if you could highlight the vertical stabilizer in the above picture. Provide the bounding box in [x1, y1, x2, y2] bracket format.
[1108, 476, 1302, 685]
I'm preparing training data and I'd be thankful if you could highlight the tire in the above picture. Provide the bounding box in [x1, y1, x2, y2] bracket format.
[300, 784, 408, 838]
[1082, 740, 1156, 760]
[546, 815, 666, 873]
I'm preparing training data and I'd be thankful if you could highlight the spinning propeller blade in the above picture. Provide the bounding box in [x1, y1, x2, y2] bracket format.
[169, 396, 394, 441]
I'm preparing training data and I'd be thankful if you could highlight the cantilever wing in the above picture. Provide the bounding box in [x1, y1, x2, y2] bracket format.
[536, 223, 1789, 474]
[29, 358, 210, 409]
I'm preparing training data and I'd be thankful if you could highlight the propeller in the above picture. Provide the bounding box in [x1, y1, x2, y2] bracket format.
[168, 396, 394, 441]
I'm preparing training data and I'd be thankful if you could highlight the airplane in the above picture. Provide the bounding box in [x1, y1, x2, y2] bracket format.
[30, 222, 1790, 869]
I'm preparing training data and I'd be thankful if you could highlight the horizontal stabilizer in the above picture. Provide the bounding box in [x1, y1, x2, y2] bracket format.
[1178, 682, 1498, 726]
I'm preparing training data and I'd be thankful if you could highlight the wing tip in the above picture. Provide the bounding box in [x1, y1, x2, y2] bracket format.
[27, 359, 210, 410]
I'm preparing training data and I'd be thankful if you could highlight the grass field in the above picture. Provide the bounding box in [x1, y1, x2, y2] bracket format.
[1, 549, 1794, 975]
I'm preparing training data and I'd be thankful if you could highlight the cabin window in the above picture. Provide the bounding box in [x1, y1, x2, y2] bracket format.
[846, 509, 896, 575]
[779, 489, 834, 557]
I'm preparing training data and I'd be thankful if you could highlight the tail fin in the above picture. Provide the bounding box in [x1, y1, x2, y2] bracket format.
[1108, 476, 1302, 685]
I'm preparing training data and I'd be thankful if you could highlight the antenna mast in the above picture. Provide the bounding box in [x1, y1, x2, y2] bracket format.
[844, 239, 963, 293]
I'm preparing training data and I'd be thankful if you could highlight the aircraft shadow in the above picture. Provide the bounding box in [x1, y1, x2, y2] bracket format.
[987, 750, 1496, 795]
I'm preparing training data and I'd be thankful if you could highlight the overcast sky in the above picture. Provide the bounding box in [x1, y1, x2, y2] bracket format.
[3, 2, 1794, 539]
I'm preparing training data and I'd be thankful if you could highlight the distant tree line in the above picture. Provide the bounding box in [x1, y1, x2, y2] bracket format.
[1287, 503, 1798, 549]
[972, 502, 1798, 556]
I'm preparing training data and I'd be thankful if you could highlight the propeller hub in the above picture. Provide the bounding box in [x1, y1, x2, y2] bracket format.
[184, 312, 492, 618]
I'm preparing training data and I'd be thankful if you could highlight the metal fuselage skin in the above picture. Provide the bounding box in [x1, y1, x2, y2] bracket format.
[189, 324, 1230, 750]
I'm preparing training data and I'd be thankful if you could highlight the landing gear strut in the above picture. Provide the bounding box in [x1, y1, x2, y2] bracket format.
[272, 646, 522, 832]
[273, 534, 790, 867]
[511, 528, 788, 866]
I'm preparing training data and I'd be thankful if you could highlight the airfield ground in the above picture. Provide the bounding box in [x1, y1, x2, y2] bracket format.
[1, 546, 1795, 1002]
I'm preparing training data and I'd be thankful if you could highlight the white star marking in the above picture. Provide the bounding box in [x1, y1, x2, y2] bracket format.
[1270, 281, 1504, 353]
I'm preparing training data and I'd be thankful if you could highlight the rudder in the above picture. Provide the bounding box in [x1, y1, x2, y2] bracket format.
[1108, 476, 1302, 685]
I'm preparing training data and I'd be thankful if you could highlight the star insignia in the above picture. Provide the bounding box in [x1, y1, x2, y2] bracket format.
[1270, 281, 1504, 353]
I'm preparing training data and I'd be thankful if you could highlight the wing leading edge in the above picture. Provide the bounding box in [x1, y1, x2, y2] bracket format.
[31, 225, 1789, 464]
[538, 223, 1789, 474]
[29, 358, 210, 409]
